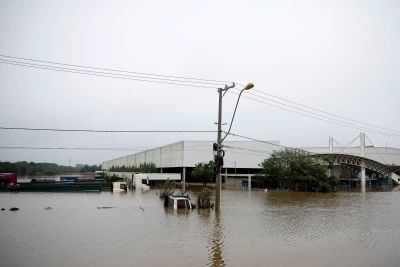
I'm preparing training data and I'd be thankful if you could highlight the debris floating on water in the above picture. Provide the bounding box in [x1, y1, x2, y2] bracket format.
[140, 206, 145, 211]
[44, 207, 52, 210]
[1, 208, 5, 211]
[96, 207, 115, 209]
[9, 207, 19, 211]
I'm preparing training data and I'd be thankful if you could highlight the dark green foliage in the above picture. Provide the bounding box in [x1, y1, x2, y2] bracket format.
[104, 174, 120, 182]
[0, 161, 101, 175]
[79, 164, 102, 173]
[387, 164, 400, 176]
[159, 178, 174, 198]
[191, 161, 215, 186]
[258, 149, 339, 192]
[108, 163, 159, 173]
[197, 187, 213, 209]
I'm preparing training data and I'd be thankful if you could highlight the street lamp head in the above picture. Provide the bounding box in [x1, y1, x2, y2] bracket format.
[244, 83, 254, 90]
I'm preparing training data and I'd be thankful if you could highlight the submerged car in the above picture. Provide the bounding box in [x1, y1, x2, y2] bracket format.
[165, 194, 192, 210]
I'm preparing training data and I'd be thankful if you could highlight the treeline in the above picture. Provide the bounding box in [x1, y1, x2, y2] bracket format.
[108, 163, 159, 173]
[79, 164, 103, 173]
[388, 164, 400, 176]
[0, 161, 102, 175]
[257, 149, 339, 192]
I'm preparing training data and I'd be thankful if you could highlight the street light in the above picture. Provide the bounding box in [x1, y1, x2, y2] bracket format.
[215, 82, 254, 210]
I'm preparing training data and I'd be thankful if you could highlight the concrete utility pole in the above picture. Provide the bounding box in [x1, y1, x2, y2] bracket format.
[216, 83, 235, 210]
[215, 82, 254, 210]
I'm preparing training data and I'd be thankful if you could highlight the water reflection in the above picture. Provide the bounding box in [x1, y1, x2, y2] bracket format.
[207, 211, 225, 267]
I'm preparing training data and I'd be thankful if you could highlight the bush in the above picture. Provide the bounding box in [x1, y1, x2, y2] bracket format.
[160, 178, 174, 198]
[197, 187, 214, 209]
[105, 174, 120, 182]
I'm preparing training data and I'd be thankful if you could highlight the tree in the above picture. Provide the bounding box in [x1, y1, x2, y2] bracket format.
[197, 187, 213, 209]
[106, 163, 159, 173]
[159, 178, 175, 198]
[191, 161, 215, 185]
[388, 164, 400, 176]
[259, 149, 338, 192]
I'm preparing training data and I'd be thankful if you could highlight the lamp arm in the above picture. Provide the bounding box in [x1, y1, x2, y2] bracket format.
[221, 88, 245, 142]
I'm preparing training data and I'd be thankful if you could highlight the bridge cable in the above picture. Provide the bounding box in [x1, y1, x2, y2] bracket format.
[365, 135, 387, 164]
[315, 139, 327, 147]
[338, 135, 360, 154]
[333, 139, 343, 148]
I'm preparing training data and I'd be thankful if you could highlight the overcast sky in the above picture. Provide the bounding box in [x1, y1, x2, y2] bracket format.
[0, 0, 399, 166]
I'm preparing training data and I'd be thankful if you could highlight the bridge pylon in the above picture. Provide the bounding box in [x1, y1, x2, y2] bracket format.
[360, 132, 366, 188]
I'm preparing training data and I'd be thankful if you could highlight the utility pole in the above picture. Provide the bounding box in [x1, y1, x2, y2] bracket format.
[216, 83, 235, 210]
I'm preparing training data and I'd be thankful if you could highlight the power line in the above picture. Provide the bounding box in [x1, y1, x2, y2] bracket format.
[224, 148, 267, 157]
[0, 146, 213, 152]
[0, 58, 223, 86]
[234, 88, 400, 137]
[0, 60, 218, 89]
[0, 127, 216, 133]
[223, 145, 272, 155]
[0, 54, 231, 84]
[237, 83, 400, 134]
[224, 131, 316, 154]
[227, 90, 400, 138]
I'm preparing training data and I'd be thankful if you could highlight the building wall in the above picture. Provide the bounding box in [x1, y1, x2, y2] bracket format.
[103, 140, 279, 170]
[183, 141, 279, 169]
[102, 140, 400, 171]
[102, 141, 185, 170]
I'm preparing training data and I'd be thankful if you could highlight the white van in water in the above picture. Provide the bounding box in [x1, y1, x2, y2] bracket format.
[112, 181, 128, 192]
[132, 174, 150, 190]
[166, 195, 192, 210]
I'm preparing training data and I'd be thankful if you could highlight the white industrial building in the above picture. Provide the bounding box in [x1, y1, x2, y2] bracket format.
[102, 139, 400, 186]
[102, 140, 279, 185]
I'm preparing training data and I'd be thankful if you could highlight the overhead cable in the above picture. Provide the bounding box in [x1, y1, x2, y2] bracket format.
[0, 127, 216, 133]
[227, 90, 400, 138]
[223, 145, 272, 155]
[237, 83, 400, 134]
[0, 60, 218, 89]
[0, 54, 230, 83]
[223, 131, 319, 155]
[233, 88, 400, 137]
[0, 58, 223, 86]
[0, 146, 213, 152]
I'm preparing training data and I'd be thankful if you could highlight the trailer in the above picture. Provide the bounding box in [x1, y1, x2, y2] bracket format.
[106, 172, 181, 189]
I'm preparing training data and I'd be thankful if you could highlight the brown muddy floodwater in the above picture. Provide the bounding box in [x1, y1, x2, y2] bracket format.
[1, 187, 400, 267]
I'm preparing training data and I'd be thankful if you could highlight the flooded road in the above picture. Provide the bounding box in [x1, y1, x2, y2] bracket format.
[1, 187, 400, 267]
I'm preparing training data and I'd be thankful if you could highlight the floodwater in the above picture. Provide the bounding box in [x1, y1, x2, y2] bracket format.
[1, 187, 400, 267]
